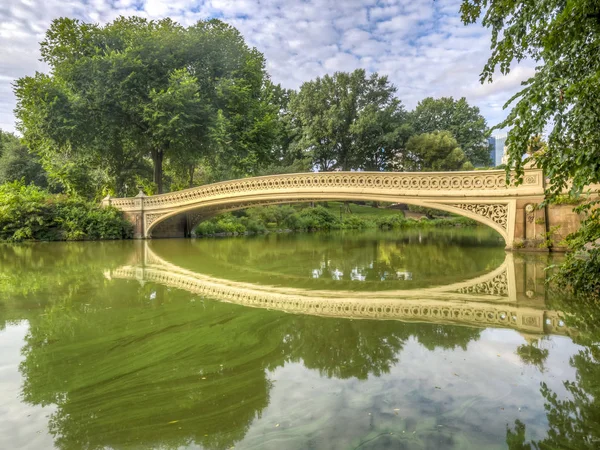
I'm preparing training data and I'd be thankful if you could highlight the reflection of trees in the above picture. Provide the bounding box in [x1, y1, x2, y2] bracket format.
[17, 291, 483, 450]
[516, 340, 549, 372]
[0, 242, 131, 330]
[283, 317, 406, 379]
[507, 293, 600, 450]
[19, 284, 284, 450]
[2, 247, 485, 449]
[1, 242, 487, 449]
[17, 281, 483, 450]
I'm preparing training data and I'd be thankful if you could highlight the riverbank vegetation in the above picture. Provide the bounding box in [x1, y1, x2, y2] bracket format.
[0, 181, 132, 242]
[194, 203, 477, 237]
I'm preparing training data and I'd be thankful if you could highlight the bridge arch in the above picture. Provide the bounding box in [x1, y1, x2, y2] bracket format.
[148, 194, 511, 243]
[103, 169, 550, 249]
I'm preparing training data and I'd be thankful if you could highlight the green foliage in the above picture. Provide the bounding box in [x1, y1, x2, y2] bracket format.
[340, 215, 374, 230]
[246, 205, 296, 228]
[290, 69, 410, 171]
[551, 194, 583, 206]
[15, 17, 279, 197]
[195, 203, 482, 236]
[411, 97, 491, 166]
[0, 181, 132, 242]
[460, 0, 600, 198]
[0, 130, 47, 187]
[405, 131, 473, 171]
[538, 225, 562, 250]
[287, 206, 341, 231]
[431, 217, 478, 228]
[555, 207, 600, 299]
[195, 221, 217, 236]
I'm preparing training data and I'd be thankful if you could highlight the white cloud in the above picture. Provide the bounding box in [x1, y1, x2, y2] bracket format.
[0, 0, 532, 133]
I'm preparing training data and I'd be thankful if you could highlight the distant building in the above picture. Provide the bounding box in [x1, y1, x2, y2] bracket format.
[495, 135, 507, 166]
[487, 137, 496, 165]
[488, 135, 507, 166]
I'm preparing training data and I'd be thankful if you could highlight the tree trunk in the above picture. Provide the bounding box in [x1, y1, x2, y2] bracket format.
[115, 176, 126, 197]
[152, 148, 164, 194]
[188, 164, 195, 188]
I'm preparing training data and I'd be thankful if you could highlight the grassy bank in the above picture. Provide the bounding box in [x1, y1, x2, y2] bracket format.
[195, 202, 478, 237]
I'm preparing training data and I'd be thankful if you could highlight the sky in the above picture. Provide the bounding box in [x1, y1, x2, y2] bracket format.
[0, 0, 534, 135]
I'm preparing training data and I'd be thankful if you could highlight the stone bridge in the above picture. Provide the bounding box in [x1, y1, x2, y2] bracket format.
[103, 168, 588, 249]
[109, 243, 571, 337]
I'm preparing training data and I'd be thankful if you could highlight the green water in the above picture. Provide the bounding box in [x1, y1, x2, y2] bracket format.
[1, 229, 598, 450]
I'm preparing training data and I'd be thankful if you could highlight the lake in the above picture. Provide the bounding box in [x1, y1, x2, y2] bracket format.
[1, 229, 598, 450]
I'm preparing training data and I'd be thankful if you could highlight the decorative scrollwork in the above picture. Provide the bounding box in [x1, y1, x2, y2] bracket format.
[110, 265, 567, 336]
[107, 170, 542, 212]
[453, 203, 508, 230]
[456, 272, 508, 296]
[145, 213, 167, 229]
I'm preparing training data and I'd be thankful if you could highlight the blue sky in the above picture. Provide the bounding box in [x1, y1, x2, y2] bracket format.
[0, 0, 533, 134]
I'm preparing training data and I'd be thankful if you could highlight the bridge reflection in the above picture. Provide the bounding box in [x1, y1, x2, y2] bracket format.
[111, 242, 570, 337]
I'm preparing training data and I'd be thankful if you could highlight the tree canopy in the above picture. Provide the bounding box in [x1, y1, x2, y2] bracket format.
[0, 130, 47, 187]
[411, 96, 490, 166]
[405, 131, 474, 171]
[460, 0, 600, 196]
[14, 17, 279, 196]
[290, 69, 411, 172]
[460, 0, 600, 299]
[11, 16, 499, 201]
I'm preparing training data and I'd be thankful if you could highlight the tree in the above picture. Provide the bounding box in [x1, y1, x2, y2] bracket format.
[0, 130, 47, 187]
[459, 0, 600, 297]
[460, 0, 600, 197]
[411, 97, 491, 166]
[290, 69, 409, 172]
[14, 17, 276, 196]
[405, 131, 474, 171]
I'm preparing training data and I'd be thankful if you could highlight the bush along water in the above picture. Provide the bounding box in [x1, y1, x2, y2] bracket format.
[194, 204, 479, 237]
[0, 180, 133, 242]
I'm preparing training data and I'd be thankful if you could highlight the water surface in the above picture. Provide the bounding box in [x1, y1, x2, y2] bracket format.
[0, 229, 598, 450]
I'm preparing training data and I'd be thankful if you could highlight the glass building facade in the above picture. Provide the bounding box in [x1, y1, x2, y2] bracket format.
[487, 135, 507, 166]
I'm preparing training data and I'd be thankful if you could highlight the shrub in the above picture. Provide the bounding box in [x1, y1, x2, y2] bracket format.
[342, 216, 374, 230]
[432, 217, 478, 227]
[195, 221, 217, 236]
[298, 206, 340, 230]
[376, 215, 407, 230]
[215, 217, 246, 234]
[245, 219, 266, 234]
[284, 213, 303, 231]
[0, 180, 132, 241]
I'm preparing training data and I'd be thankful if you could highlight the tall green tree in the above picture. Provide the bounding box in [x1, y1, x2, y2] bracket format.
[290, 69, 408, 172]
[411, 97, 491, 166]
[405, 131, 474, 171]
[14, 17, 276, 196]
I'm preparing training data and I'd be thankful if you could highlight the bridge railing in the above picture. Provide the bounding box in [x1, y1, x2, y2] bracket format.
[103, 169, 545, 212]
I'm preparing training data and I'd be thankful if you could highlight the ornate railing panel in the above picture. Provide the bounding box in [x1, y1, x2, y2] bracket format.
[105, 170, 544, 212]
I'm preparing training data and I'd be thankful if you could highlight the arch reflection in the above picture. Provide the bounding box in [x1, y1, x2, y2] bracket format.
[111, 242, 569, 337]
